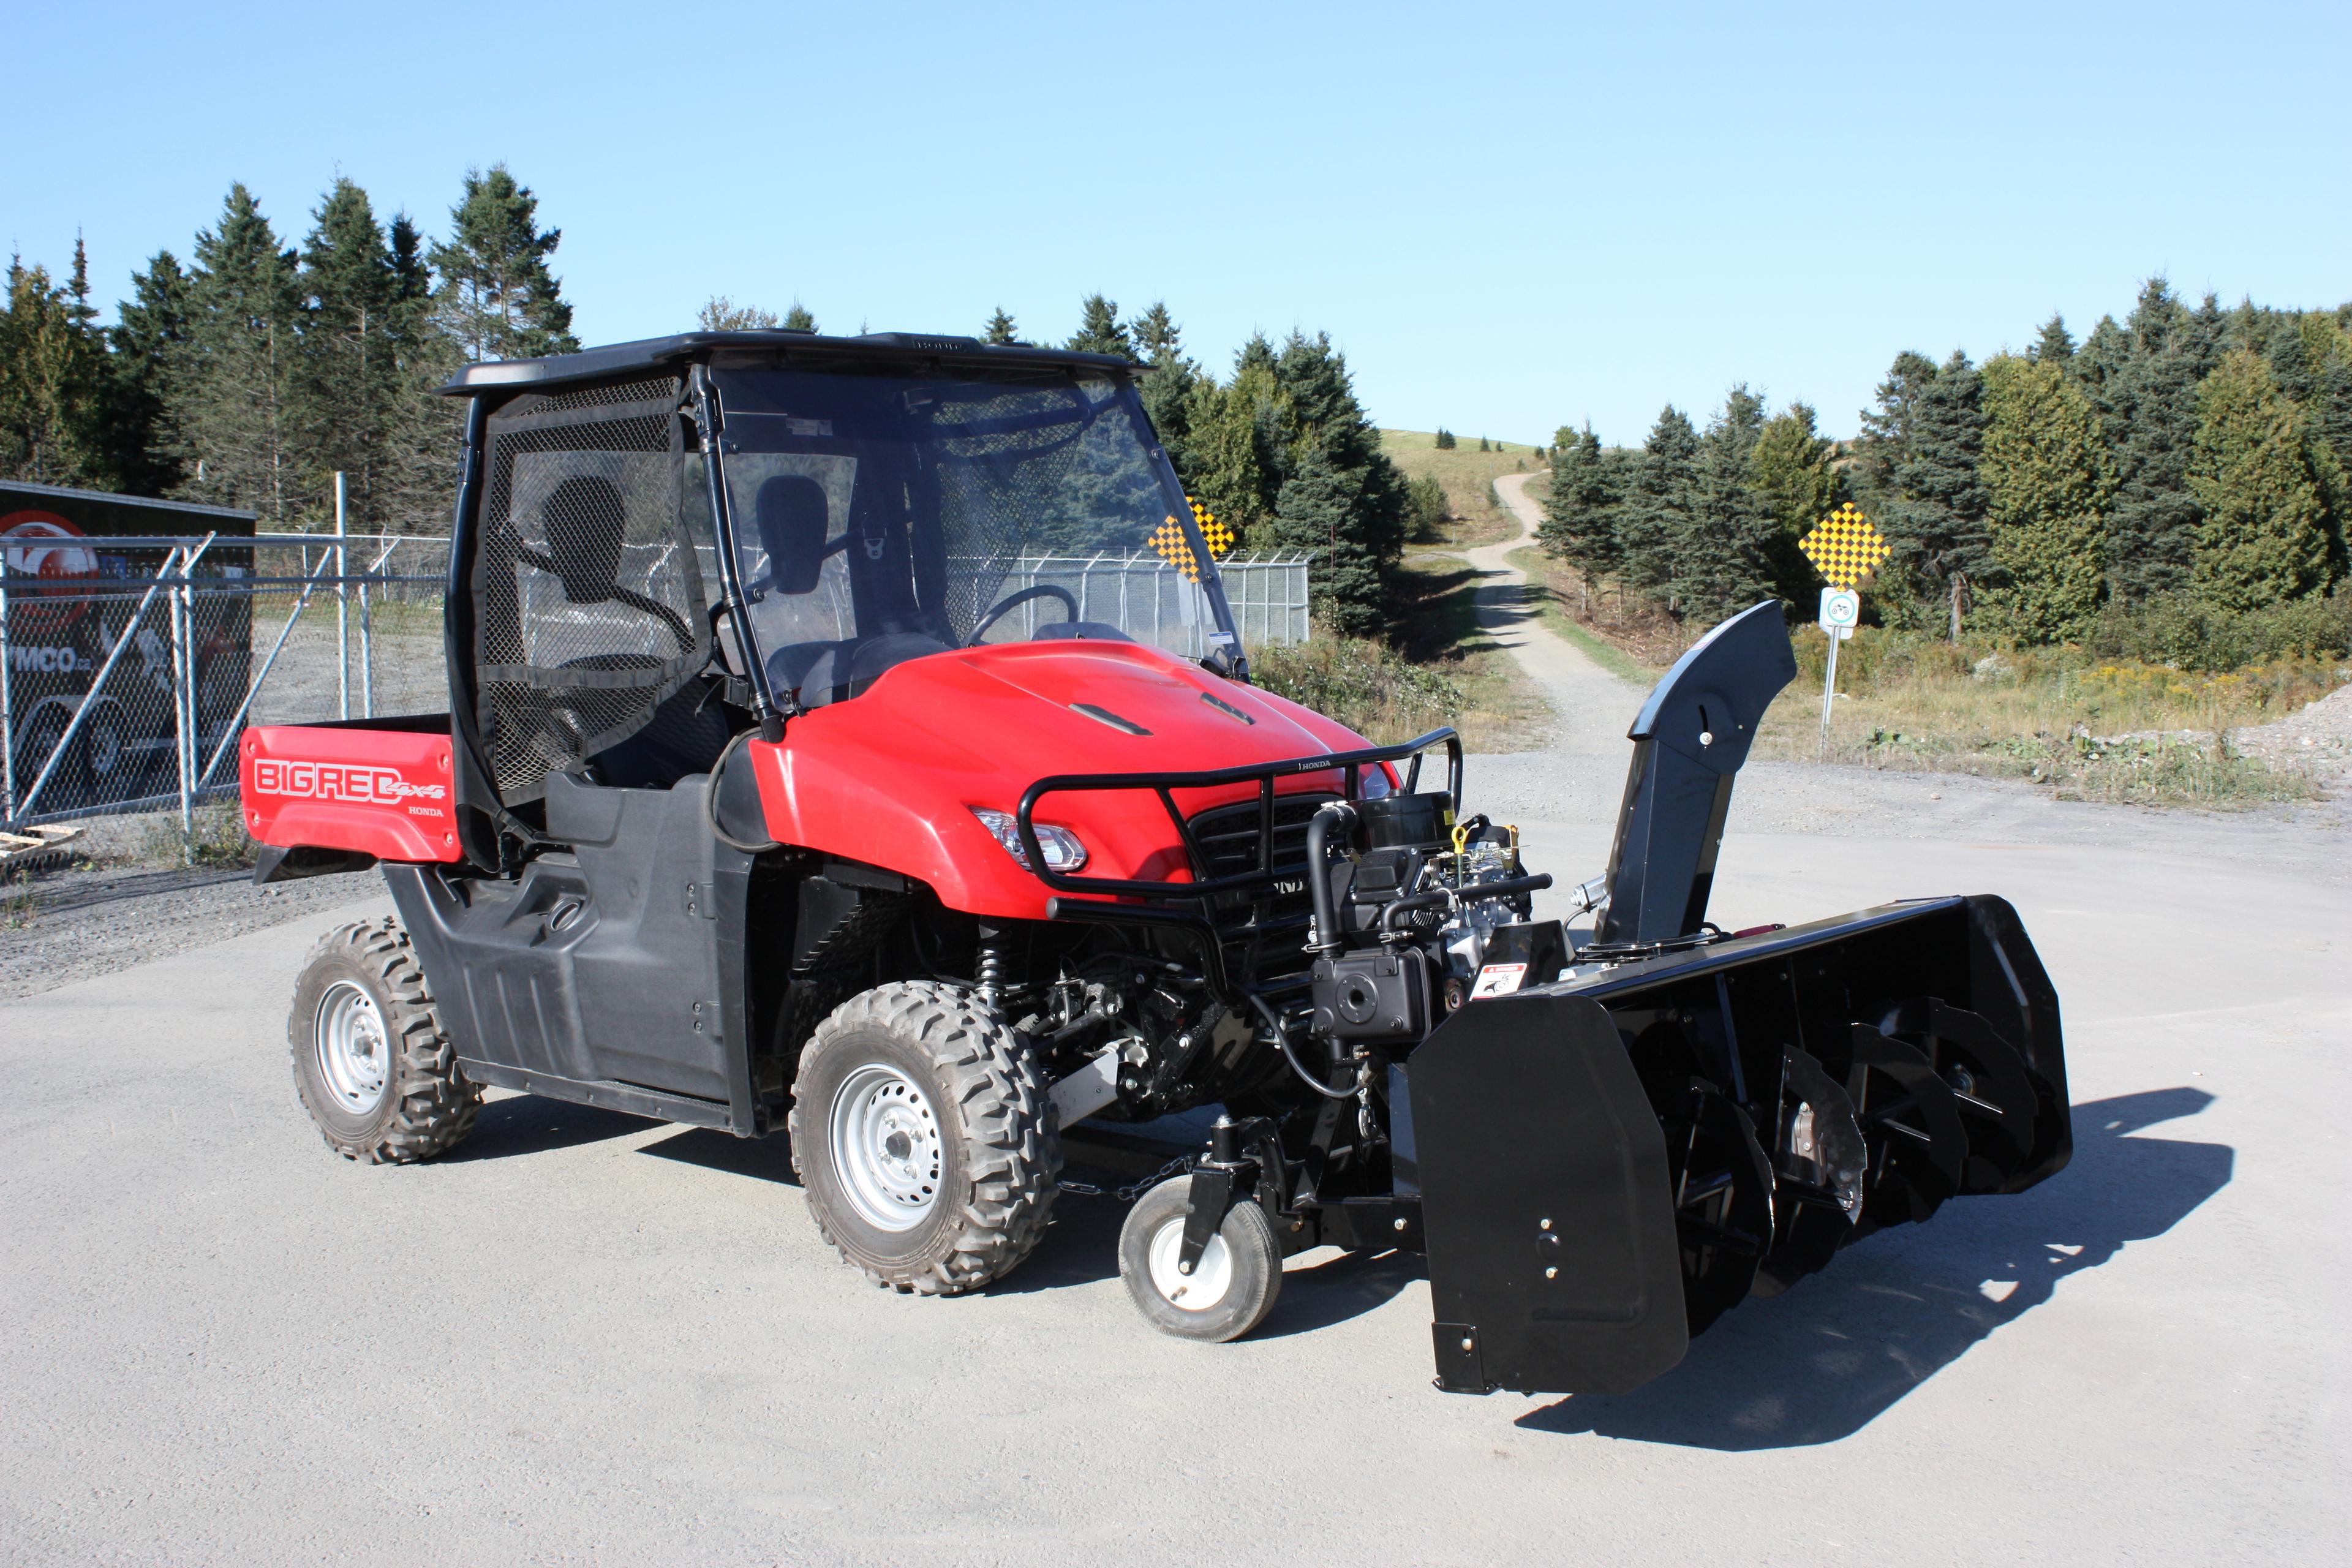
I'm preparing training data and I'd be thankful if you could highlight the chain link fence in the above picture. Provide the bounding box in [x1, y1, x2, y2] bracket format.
[1, 531, 450, 844]
[4, 533, 1310, 850]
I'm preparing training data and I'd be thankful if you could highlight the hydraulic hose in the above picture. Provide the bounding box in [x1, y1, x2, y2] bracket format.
[706, 729, 783, 854]
[1305, 801, 1358, 959]
[1248, 993, 1357, 1101]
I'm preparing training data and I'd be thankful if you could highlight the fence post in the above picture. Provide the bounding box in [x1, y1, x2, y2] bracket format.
[334, 472, 350, 722]
[168, 552, 194, 861]
[0, 564, 15, 827]
[360, 532, 376, 719]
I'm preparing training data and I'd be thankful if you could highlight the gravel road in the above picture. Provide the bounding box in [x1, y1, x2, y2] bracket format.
[2, 482, 2348, 1562]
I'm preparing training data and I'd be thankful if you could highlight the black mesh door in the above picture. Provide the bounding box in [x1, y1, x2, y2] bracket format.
[475, 376, 709, 804]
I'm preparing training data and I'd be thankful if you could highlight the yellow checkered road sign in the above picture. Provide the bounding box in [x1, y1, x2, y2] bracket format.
[1150, 498, 1232, 581]
[1189, 496, 1234, 558]
[1800, 503, 1890, 589]
[1149, 516, 1202, 580]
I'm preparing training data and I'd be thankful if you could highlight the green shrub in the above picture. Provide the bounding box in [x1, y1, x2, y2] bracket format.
[2083, 589, 2352, 671]
[1251, 635, 1461, 743]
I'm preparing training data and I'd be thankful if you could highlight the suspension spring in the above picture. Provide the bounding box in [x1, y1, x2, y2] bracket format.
[975, 923, 1011, 1003]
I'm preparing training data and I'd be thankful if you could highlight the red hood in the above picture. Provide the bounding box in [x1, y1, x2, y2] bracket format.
[751, 639, 1376, 918]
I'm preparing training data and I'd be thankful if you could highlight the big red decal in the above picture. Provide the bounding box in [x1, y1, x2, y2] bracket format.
[251, 759, 448, 805]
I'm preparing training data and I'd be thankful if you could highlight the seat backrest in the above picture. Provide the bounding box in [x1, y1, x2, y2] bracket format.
[755, 474, 832, 595]
[542, 474, 629, 604]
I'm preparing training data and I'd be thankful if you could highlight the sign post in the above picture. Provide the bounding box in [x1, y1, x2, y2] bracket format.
[1798, 504, 1890, 761]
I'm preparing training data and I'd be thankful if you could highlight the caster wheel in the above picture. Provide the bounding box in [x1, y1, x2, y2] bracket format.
[1118, 1175, 1281, 1343]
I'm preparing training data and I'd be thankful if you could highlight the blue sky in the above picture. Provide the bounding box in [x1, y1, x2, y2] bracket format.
[8, 2, 2346, 446]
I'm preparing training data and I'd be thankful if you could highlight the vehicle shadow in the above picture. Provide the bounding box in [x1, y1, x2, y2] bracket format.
[638, 1126, 804, 1183]
[987, 1190, 1126, 1292]
[1513, 1087, 2231, 1450]
[443, 1095, 655, 1161]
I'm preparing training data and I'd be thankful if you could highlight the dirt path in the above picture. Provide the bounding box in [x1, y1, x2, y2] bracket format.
[1463, 472, 1643, 758]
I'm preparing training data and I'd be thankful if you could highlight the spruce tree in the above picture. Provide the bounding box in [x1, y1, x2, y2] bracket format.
[1855, 351, 1939, 485]
[1884, 351, 1995, 641]
[1748, 400, 1841, 601]
[1540, 423, 1619, 576]
[377, 211, 463, 533]
[296, 178, 407, 528]
[698, 296, 780, 330]
[169, 184, 304, 522]
[0, 251, 113, 488]
[428, 165, 578, 363]
[1617, 407, 1699, 602]
[1678, 385, 1781, 619]
[2032, 313, 2076, 364]
[2090, 279, 2215, 602]
[1270, 447, 1386, 636]
[2187, 350, 2332, 609]
[1267, 332, 1410, 630]
[106, 249, 192, 494]
[783, 302, 816, 332]
[1131, 302, 1197, 470]
[982, 306, 1019, 345]
[1433, 428, 1454, 450]
[1977, 355, 2113, 641]
[1065, 294, 1134, 360]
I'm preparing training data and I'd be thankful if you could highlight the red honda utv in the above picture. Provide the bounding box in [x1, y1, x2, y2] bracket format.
[241, 330, 2067, 1395]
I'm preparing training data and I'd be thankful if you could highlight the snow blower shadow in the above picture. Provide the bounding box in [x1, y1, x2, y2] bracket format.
[1256, 1246, 1425, 1338]
[1515, 1087, 2231, 1450]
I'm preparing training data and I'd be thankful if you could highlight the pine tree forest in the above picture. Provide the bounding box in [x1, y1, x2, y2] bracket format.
[2, 195, 1414, 637]
[1541, 279, 2352, 669]
[1, 165, 575, 535]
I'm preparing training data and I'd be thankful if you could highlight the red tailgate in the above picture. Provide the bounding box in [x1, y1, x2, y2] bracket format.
[239, 725, 462, 864]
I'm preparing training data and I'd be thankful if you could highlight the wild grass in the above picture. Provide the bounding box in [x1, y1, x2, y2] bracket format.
[2, 872, 34, 929]
[137, 802, 255, 868]
[1251, 638, 1463, 746]
[1758, 626, 2342, 809]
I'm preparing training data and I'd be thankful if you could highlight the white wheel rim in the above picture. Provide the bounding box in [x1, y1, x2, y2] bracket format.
[829, 1063, 943, 1232]
[1145, 1213, 1235, 1311]
[315, 980, 390, 1115]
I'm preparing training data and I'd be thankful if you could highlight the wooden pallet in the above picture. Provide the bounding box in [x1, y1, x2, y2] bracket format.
[0, 824, 82, 875]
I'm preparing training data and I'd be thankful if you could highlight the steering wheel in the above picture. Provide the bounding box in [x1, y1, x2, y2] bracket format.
[966, 583, 1080, 646]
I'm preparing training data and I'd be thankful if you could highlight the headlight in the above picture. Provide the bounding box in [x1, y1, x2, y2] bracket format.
[1359, 763, 1395, 799]
[970, 807, 1088, 872]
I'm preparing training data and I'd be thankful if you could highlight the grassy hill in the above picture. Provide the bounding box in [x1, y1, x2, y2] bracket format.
[1381, 429, 1542, 548]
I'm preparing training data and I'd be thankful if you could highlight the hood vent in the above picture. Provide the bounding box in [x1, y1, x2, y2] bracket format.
[1072, 702, 1151, 736]
[1200, 691, 1256, 726]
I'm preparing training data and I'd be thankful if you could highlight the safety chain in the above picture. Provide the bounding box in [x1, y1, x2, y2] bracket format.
[1058, 1154, 1197, 1203]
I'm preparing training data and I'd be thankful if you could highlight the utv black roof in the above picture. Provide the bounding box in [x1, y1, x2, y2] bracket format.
[439, 330, 1137, 396]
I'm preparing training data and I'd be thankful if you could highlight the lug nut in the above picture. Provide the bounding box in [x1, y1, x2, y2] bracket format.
[1393, 1217, 1408, 1232]
[1539, 1218, 1553, 1231]
[1545, 1267, 1558, 1280]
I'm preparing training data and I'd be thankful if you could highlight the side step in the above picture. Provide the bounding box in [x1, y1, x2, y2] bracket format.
[458, 1060, 735, 1131]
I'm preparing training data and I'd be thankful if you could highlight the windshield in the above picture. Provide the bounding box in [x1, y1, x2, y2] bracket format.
[710, 365, 1239, 705]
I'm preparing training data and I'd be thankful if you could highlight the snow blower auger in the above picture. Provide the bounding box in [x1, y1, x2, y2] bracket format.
[236, 330, 2065, 1395]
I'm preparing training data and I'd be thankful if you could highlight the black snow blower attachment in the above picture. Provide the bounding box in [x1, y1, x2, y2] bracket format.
[1406, 603, 2069, 1395]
